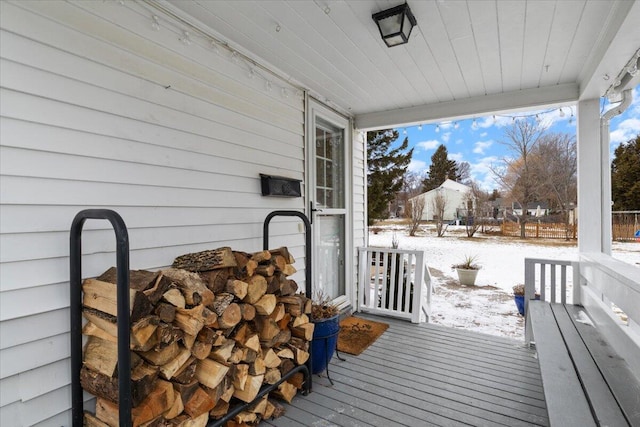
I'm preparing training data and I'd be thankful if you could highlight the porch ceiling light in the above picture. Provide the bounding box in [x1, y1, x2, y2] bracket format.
[372, 3, 417, 48]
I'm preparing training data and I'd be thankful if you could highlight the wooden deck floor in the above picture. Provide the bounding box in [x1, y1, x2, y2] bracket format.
[264, 314, 548, 427]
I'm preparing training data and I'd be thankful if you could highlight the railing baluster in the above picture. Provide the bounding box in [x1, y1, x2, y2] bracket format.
[550, 265, 557, 303]
[560, 265, 567, 304]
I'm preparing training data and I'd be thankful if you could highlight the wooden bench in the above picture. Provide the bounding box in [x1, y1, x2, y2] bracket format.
[528, 300, 640, 426]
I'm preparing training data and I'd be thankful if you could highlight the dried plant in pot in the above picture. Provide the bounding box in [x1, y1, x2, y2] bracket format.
[310, 291, 340, 374]
[452, 254, 481, 286]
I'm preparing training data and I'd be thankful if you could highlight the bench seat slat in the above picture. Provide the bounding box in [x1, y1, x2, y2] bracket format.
[565, 305, 640, 426]
[528, 301, 597, 427]
[551, 304, 630, 426]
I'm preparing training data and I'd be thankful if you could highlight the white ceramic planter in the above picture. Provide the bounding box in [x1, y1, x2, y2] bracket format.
[456, 268, 479, 286]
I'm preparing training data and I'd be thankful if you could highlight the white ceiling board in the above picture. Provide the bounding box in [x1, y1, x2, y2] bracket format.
[467, 1, 502, 95]
[163, 0, 639, 125]
[520, 1, 555, 89]
[497, 0, 526, 93]
[541, 0, 586, 87]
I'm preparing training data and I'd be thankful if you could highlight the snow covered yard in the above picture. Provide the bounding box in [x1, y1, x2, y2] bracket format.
[367, 221, 639, 341]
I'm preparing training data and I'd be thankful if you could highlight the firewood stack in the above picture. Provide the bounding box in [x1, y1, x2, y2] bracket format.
[80, 246, 312, 427]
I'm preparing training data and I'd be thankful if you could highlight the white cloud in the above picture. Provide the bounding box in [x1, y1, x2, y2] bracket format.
[442, 132, 451, 143]
[469, 156, 500, 191]
[473, 140, 493, 154]
[408, 159, 427, 173]
[610, 117, 640, 145]
[449, 152, 464, 162]
[415, 139, 440, 151]
[480, 132, 488, 137]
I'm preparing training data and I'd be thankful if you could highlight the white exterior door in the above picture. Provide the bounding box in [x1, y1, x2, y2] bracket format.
[308, 99, 351, 309]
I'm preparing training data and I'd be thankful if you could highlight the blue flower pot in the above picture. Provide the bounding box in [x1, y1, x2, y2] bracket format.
[311, 315, 340, 374]
[514, 295, 525, 316]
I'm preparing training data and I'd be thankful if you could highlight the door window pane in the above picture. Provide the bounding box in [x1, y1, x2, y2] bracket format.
[317, 215, 345, 299]
[315, 118, 344, 209]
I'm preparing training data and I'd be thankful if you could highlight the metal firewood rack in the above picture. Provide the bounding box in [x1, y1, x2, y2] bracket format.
[69, 208, 312, 427]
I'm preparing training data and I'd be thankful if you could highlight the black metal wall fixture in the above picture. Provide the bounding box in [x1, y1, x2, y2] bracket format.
[70, 209, 132, 427]
[70, 209, 313, 427]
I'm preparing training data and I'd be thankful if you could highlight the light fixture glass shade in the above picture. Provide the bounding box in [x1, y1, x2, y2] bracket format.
[372, 3, 417, 48]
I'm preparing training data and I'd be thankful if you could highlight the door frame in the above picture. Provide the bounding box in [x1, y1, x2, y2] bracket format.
[306, 96, 353, 310]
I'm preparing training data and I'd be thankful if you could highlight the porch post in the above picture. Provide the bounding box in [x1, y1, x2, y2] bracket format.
[576, 98, 605, 254]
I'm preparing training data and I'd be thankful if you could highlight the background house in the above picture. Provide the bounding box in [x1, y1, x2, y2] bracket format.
[409, 179, 473, 221]
[512, 202, 550, 217]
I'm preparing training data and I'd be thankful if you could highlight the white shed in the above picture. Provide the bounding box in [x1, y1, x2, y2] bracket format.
[409, 179, 473, 221]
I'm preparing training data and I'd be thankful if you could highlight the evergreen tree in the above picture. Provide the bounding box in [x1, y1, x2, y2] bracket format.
[421, 145, 460, 192]
[367, 129, 413, 224]
[611, 135, 640, 210]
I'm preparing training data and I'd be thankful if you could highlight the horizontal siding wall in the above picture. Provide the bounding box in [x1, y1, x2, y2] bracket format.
[0, 1, 306, 425]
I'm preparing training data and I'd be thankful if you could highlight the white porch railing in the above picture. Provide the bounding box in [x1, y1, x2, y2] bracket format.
[357, 247, 432, 323]
[523, 258, 579, 343]
[524, 255, 640, 378]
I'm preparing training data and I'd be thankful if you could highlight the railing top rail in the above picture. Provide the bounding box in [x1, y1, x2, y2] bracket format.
[524, 257, 575, 266]
[359, 246, 425, 256]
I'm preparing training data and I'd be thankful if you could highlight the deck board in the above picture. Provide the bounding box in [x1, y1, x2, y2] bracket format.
[265, 314, 549, 427]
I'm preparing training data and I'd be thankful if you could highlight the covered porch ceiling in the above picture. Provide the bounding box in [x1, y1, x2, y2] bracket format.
[166, 0, 640, 130]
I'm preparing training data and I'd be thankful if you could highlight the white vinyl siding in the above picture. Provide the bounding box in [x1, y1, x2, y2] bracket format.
[0, 1, 311, 425]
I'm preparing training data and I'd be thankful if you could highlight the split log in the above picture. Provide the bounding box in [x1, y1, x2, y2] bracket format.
[172, 358, 197, 385]
[226, 279, 248, 300]
[282, 264, 297, 277]
[267, 399, 286, 419]
[195, 359, 229, 389]
[95, 379, 174, 427]
[232, 363, 249, 391]
[255, 264, 275, 277]
[199, 268, 231, 294]
[84, 412, 110, 427]
[162, 288, 186, 309]
[216, 303, 241, 329]
[292, 314, 309, 328]
[254, 294, 276, 316]
[209, 339, 235, 363]
[291, 323, 314, 341]
[174, 305, 205, 336]
[209, 401, 230, 420]
[83, 336, 119, 377]
[183, 387, 215, 418]
[140, 342, 181, 367]
[154, 303, 176, 323]
[262, 348, 281, 369]
[232, 374, 264, 403]
[250, 250, 271, 263]
[243, 275, 267, 304]
[164, 392, 184, 420]
[272, 381, 297, 404]
[156, 323, 183, 349]
[268, 247, 291, 264]
[161, 269, 214, 307]
[159, 347, 191, 380]
[238, 303, 256, 321]
[172, 247, 237, 272]
[268, 303, 285, 322]
[279, 279, 298, 296]
[80, 364, 158, 406]
[82, 278, 152, 323]
[263, 368, 281, 385]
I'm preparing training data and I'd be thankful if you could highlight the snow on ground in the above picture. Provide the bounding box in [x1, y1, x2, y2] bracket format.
[368, 221, 639, 341]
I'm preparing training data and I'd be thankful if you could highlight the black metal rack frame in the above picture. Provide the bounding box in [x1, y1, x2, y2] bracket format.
[69, 209, 313, 427]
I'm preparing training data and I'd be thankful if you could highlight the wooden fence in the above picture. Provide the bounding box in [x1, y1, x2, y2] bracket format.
[502, 217, 639, 241]
[501, 221, 577, 240]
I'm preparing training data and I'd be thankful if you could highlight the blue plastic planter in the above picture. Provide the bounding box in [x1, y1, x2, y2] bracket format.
[514, 295, 525, 316]
[311, 315, 340, 374]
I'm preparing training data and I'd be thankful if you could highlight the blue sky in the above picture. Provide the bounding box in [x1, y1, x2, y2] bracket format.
[398, 85, 640, 192]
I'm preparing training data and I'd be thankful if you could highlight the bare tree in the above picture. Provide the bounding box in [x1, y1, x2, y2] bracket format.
[530, 133, 577, 239]
[490, 118, 548, 238]
[463, 182, 489, 237]
[432, 190, 448, 237]
[408, 196, 425, 236]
